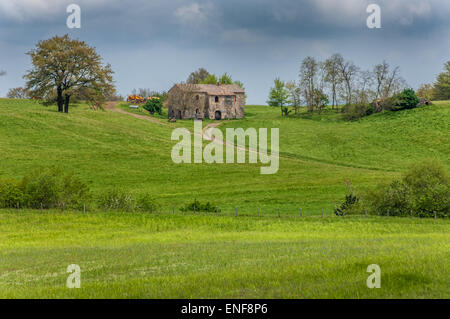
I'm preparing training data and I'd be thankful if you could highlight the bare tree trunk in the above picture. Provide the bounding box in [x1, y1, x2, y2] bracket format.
[64, 94, 70, 113]
[57, 86, 63, 112]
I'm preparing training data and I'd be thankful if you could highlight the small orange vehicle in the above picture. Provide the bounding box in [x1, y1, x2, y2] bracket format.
[127, 94, 145, 104]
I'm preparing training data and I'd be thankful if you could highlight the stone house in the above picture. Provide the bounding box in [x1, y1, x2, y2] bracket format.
[167, 84, 245, 120]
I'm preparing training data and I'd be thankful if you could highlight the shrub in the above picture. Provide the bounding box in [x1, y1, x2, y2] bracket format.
[334, 192, 359, 216]
[342, 103, 369, 121]
[180, 199, 219, 213]
[0, 179, 24, 208]
[60, 173, 92, 209]
[366, 159, 449, 217]
[97, 189, 136, 211]
[366, 180, 412, 216]
[402, 159, 449, 217]
[136, 193, 160, 212]
[391, 89, 419, 111]
[21, 167, 91, 209]
[97, 190, 160, 212]
[143, 97, 163, 115]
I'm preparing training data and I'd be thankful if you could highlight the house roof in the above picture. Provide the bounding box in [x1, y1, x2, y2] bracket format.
[170, 83, 245, 95]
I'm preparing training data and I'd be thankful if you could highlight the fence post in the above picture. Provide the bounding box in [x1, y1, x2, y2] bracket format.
[364, 209, 367, 217]
[410, 210, 412, 218]
[387, 209, 390, 217]
[300, 208, 302, 218]
[193, 205, 195, 214]
[216, 206, 218, 214]
[172, 205, 175, 214]
[62, 203, 65, 212]
[434, 211, 437, 220]
[17, 202, 19, 210]
[83, 204, 86, 214]
[278, 208, 280, 218]
[41, 202, 43, 211]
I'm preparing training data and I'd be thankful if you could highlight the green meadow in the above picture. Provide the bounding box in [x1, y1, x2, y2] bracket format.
[0, 211, 448, 298]
[1, 99, 448, 214]
[0, 98, 449, 298]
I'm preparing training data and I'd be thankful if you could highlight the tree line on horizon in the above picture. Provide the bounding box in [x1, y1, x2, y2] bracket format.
[2, 34, 449, 116]
[186, 67, 245, 91]
[267, 54, 450, 119]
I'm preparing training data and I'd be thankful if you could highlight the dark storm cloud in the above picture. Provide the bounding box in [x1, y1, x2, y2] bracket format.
[0, 0, 449, 103]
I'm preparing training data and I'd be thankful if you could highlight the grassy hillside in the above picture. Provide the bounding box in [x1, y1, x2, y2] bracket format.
[0, 99, 449, 214]
[0, 210, 448, 298]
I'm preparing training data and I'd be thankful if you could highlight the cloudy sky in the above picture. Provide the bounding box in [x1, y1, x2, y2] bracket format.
[0, 0, 449, 104]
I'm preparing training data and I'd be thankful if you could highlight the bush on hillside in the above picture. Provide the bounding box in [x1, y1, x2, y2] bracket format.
[143, 97, 163, 115]
[334, 192, 360, 216]
[135, 193, 160, 212]
[0, 167, 91, 210]
[0, 179, 24, 208]
[21, 167, 91, 209]
[97, 189, 136, 211]
[403, 159, 450, 217]
[366, 159, 449, 217]
[365, 180, 412, 217]
[342, 103, 370, 121]
[391, 89, 419, 111]
[97, 189, 159, 212]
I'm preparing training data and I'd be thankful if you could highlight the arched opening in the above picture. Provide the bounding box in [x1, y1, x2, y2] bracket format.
[196, 95, 199, 100]
[170, 110, 174, 118]
[177, 110, 182, 119]
[215, 110, 222, 120]
[215, 96, 219, 103]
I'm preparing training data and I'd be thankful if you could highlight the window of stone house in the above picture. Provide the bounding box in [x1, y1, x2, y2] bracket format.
[215, 96, 219, 103]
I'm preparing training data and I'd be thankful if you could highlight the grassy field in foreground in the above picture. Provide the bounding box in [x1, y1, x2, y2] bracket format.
[0, 210, 448, 298]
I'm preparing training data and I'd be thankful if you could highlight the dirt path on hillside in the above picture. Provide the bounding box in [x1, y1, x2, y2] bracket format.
[105, 102, 268, 157]
[104, 102, 380, 171]
[104, 102, 171, 127]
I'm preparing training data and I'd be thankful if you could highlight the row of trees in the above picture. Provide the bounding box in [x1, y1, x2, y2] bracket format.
[268, 54, 408, 116]
[417, 62, 450, 101]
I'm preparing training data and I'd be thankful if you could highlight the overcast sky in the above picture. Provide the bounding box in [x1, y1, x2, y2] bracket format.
[0, 0, 449, 104]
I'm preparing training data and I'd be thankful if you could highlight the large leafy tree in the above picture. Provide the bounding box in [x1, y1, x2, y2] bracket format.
[267, 78, 289, 116]
[199, 74, 219, 84]
[187, 68, 210, 84]
[433, 61, 450, 100]
[24, 34, 114, 113]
